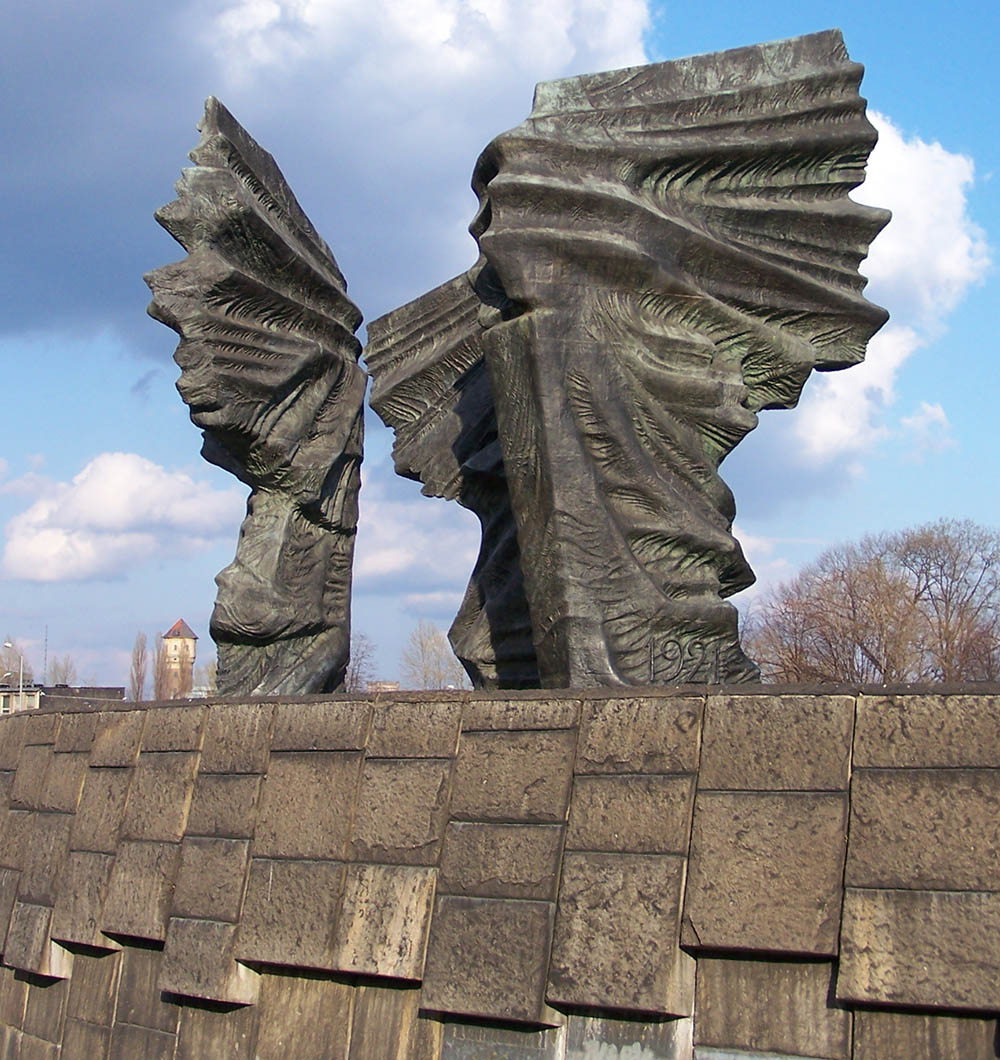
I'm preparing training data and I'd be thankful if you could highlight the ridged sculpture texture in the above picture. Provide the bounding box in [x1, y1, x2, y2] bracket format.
[367, 30, 890, 688]
[146, 98, 365, 695]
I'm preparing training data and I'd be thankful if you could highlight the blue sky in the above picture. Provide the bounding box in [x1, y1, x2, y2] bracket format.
[2, 0, 996, 686]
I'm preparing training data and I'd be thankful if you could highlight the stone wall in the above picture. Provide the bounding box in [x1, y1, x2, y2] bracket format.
[0, 687, 996, 1058]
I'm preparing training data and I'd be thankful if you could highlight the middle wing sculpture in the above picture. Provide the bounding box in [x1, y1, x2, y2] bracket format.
[367, 30, 890, 689]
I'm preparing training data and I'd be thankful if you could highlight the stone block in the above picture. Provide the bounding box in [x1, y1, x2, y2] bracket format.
[0, 717, 27, 772]
[171, 837, 249, 923]
[576, 697, 702, 775]
[19, 812, 73, 905]
[16, 1034, 58, 1060]
[451, 730, 575, 823]
[254, 969, 353, 1060]
[236, 858, 345, 971]
[199, 703, 273, 774]
[62, 1020, 111, 1057]
[40, 752, 88, 813]
[348, 983, 424, 1060]
[853, 1008, 998, 1060]
[253, 752, 362, 859]
[683, 792, 848, 956]
[548, 851, 693, 1016]
[421, 895, 559, 1025]
[0, 869, 18, 937]
[4, 902, 72, 978]
[90, 711, 145, 768]
[102, 841, 180, 942]
[66, 948, 121, 1025]
[140, 705, 205, 752]
[699, 695, 853, 791]
[0, 965, 26, 1030]
[438, 822, 563, 900]
[566, 774, 695, 854]
[462, 698, 580, 732]
[847, 768, 1000, 890]
[22, 714, 58, 748]
[159, 917, 260, 1004]
[53, 712, 99, 754]
[566, 1013, 693, 1060]
[369, 700, 462, 758]
[22, 976, 67, 1043]
[440, 1019, 563, 1059]
[70, 768, 131, 854]
[51, 850, 119, 947]
[837, 887, 1000, 1011]
[855, 693, 1000, 767]
[120, 752, 198, 842]
[10, 745, 54, 810]
[109, 1022, 176, 1060]
[332, 863, 436, 979]
[0, 808, 28, 871]
[185, 773, 260, 839]
[271, 699, 371, 751]
[115, 942, 177, 1032]
[350, 758, 450, 865]
[694, 957, 849, 1059]
[174, 1001, 257, 1060]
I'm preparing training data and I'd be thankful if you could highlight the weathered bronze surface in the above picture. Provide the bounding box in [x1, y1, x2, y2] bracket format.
[146, 98, 365, 694]
[368, 30, 889, 688]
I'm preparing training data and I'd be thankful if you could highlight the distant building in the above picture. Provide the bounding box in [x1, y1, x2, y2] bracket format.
[366, 680, 400, 694]
[0, 684, 125, 715]
[162, 620, 197, 700]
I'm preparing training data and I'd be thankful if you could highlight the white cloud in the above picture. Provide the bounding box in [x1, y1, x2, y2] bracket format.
[900, 400, 956, 459]
[2, 453, 245, 582]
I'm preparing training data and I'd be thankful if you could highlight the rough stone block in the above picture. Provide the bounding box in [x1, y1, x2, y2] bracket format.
[16, 1033, 58, 1060]
[51, 851, 117, 948]
[22, 976, 67, 1043]
[199, 703, 273, 774]
[22, 714, 58, 748]
[171, 837, 249, 923]
[4, 902, 72, 979]
[440, 1018, 564, 1058]
[254, 969, 353, 1060]
[369, 700, 462, 758]
[10, 745, 54, 810]
[549, 851, 693, 1016]
[837, 887, 1000, 1011]
[66, 948, 121, 1025]
[185, 773, 260, 839]
[140, 705, 205, 752]
[160, 917, 260, 1004]
[115, 942, 177, 1032]
[847, 768, 1000, 890]
[40, 752, 88, 813]
[566, 774, 695, 854]
[101, 841, 180, 942]
[109, 1022, 176, 1060]
[0, 717, 27, 771]
[0, 869, 18, 938]
[271, 699, 371, 751]
[120, 752, 198, 842]
[90, 711, 145, 768]
[19, 812, 73, 906]
[333, 863, 436, 979]
[62, 1019, 110, 1057]
[438, 822, 563, 900]
[576, 697, 702, 775]
[0, 964, 26, 1030]
[70, 768, 131, 854]
[422, 895, 559, 1025]
[174, 1001, 257, 1060]
[855, 693, 1000, 767]
[566, 1013, 692, 1059]
[0, 808, 28, 871]
[694, 957, 849, 1059]
[853, 1008, 998, 1060]
[451, 730, 575, 823]
[700, 695, 853, 791]
[462, 698, 580, 732]
[253, 752, 362, 859]
[348, 983, 424, 1060]
[236, 858, 345, 971]
[351, 758, 450, 865]
[683, 792, 848, 956]
[53, 712, 99, 754]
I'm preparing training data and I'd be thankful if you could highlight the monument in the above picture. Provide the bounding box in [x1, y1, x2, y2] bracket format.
[368, 29, 889, 689]
[146, 98, 366, 695]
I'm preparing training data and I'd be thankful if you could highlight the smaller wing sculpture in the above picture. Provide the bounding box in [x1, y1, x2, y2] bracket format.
[368, 30, 890, 689]
[146, 98, 365, 695]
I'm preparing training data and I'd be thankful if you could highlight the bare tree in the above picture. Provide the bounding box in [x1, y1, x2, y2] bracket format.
[194, 658, 218, 696]
[344, 632, 376, 693]
[129, 633, 148, 701]
[153, 634, 169, 700]
[400, 620, 470, 690]
[49, 654, 78, 686]
[743, 519, 1000, 684]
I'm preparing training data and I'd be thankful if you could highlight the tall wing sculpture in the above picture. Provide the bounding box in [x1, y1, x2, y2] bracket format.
[368, 30, 890, 688]
[146, 98, 365, 695]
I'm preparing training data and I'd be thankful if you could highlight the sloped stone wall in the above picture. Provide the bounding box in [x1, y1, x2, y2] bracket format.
[0, 687, 996, 1058]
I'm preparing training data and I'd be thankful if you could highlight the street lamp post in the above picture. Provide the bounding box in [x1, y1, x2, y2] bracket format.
[2, 642, 23, 712]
